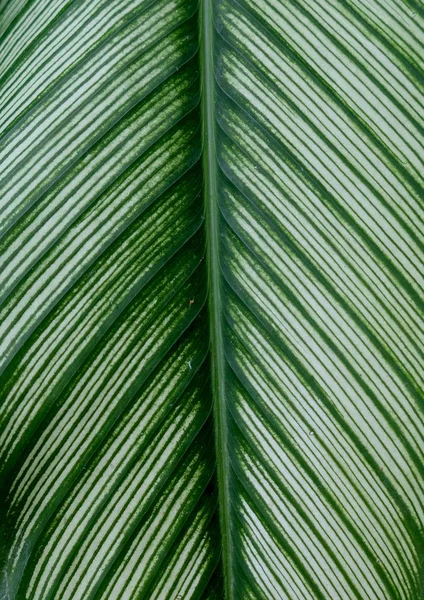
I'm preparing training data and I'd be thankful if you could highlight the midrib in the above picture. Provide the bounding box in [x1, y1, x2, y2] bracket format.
[200, 0, 233, 597]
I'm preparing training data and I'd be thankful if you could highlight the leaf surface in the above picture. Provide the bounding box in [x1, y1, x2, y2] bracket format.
[0, 0, 423, 599]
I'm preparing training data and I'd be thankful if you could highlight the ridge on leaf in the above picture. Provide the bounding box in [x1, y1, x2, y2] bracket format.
[0, 0, 423, 599]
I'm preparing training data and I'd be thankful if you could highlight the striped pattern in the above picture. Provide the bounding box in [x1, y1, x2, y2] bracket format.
[215, 0, 424, 597]
[1, 0, 424, 599]
[0, 1, 221, 598]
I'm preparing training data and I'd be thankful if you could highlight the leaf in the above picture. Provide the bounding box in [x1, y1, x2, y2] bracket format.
[0, 0, 423, 599]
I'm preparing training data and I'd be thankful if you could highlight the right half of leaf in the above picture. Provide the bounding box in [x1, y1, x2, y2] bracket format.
[214, 0, 424, 598]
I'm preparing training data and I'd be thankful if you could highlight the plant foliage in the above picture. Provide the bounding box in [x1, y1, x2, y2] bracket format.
[0, 0, 423, 598]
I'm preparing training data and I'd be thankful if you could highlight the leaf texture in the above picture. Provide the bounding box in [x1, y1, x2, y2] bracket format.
[0, 1, 221, 598]
[1, 0, 424, 599]
[212, 0, 424, 597]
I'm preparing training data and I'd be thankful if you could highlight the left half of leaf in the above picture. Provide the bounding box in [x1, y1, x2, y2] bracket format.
[0, 1, 221, 598]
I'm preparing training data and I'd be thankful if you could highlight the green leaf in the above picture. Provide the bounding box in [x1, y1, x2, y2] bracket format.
[1, 0, 423, 599]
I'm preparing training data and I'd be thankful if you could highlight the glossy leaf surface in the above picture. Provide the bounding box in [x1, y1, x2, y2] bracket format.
[0, 0, 423, 598]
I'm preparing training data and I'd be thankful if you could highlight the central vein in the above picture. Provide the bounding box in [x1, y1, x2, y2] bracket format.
[200, 0, 233, 597]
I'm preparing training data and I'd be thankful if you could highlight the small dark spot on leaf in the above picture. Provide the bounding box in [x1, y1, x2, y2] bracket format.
[205, 481, 216, 496]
